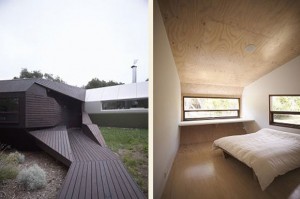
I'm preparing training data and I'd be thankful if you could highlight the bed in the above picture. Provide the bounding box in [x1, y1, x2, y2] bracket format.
[213, 128, 300, 190]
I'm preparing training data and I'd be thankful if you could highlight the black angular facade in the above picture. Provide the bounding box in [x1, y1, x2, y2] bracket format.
[0, 79, 85, 149]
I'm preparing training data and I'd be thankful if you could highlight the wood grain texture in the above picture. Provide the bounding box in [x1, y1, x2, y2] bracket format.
[58, 128, 145, 199]
[25, 92, 62, 128]
[29, 126, 73, 166]
[180, 123, 246, 145]
[158, 0, 300, 87]
[162, 142, 300, 199]
[181, 83, 243, 96]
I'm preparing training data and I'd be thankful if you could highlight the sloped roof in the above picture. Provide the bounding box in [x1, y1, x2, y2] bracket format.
[35, 79, 85, 101]
[0, 78, 85, 101]
[0, 79, 36, 93]
[85, 82, 148, 102]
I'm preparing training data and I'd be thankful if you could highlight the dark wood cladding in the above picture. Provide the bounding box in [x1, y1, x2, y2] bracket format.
[0, 79, 84, 129]
[25, 92, 62, 128]
[48, 90, 82, 128]
[25, 83, 82, 128]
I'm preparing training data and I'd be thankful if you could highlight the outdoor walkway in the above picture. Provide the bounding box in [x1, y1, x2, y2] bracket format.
[29, 127, 144, 199]
[29, 126, 73, 166]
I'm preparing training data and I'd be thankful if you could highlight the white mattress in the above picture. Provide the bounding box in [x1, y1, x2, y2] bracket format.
[213, 128, 300, 190]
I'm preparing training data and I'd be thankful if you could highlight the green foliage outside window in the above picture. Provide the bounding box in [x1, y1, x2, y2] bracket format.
[271, 96, 300, 112]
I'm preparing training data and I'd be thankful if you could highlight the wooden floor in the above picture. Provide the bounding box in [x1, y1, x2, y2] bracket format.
[162, 142, 300, 199]
[29, 126, 144, 199]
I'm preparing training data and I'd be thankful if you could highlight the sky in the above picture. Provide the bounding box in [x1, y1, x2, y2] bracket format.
[0, 0, 148, 87]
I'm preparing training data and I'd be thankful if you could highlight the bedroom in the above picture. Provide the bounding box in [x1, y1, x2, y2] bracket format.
[153, 0, 300, 199]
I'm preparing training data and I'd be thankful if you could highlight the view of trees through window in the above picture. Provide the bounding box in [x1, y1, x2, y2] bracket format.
[184, 97, 239, 120]
[102, 99, 148, 110]
[270, 96, 300, 126]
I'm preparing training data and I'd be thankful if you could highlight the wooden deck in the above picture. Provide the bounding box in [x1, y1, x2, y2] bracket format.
[82, 112, 107, 147]
[68, 128, 114, 161]
[29, 126, 145, 199]
[59, 159, 144, 199]
[29, 126, 73, 166]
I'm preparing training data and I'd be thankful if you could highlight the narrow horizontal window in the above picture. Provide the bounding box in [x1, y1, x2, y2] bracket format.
[270, 95, 300, 129]
[0, 98, 20, 123]
[102, 98, 148, 110]
[183, 97, 240, 121]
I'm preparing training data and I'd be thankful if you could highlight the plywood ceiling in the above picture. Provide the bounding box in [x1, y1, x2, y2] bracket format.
[158, 0, 300, 87]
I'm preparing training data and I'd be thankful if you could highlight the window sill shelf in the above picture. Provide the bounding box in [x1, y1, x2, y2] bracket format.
[179, 118, 254, 127]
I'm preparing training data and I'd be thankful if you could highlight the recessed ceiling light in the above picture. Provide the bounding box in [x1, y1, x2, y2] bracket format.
[245, 44, 256, 53]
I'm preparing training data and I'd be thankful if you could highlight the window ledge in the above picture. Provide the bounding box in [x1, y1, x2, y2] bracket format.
[179, 118, 254, 127]
[96, 109, 148, 114]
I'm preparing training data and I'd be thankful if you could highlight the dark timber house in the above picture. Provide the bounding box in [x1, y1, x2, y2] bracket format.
[0, 78, 145, 199]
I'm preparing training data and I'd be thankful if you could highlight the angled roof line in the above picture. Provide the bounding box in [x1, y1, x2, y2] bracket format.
[35, 79, 85, 101]
[0, 78, 85, 101]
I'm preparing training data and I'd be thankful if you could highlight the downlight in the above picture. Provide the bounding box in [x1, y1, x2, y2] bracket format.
[245, 44, 256, 53]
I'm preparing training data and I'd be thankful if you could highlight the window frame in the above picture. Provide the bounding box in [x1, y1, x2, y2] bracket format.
[101, 98, 148, 110]
[183, 96, 240, 121]
[0, 97, 20, 124]
[269, 94, 300, 129]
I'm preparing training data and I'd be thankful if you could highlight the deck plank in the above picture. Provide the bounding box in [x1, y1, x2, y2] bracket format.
[58, 163, 77, 199]
[85, 162, 92, 199]
[91, 161, 98, 199]
[29, 126, 73, 166]
[110, 160, 132, 199]
[115, 160, 145, 199]
[79, 163, 88, 199]
[30, 126, 144, 199]
[71, 162, 84, 199]
[65, 163, 80, 199]
[107, 161, 125, 199]
[100, 161, 113, 198]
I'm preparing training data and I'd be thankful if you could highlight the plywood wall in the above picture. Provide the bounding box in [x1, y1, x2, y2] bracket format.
[181, 83, 243, 96]
[180, 123, 247, 145]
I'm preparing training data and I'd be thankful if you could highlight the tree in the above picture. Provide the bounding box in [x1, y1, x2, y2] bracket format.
[85, 78, 124, 89]
[44, 73, 65, 83]
[13, 68, 43, 79]
[13, 68, 65, 83]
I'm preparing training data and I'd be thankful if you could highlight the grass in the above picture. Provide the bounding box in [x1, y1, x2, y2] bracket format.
[100, 127, 148, 196]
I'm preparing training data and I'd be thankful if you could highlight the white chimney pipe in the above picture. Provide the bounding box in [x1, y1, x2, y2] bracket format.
[131, 65, 137, 83]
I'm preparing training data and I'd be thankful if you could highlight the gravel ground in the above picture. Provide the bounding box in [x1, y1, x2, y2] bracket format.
[0, 151, 68, 199]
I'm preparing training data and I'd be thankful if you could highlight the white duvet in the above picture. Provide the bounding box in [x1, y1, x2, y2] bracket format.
[213, 128, 300, 190]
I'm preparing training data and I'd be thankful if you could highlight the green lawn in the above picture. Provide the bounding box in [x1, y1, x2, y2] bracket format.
[100, 127, 148, 196]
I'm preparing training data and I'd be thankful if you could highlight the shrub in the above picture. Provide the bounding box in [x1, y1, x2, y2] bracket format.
[17, 152, 25, 164]
[6, 151, 25, 165]
[0, 144, 19, 181]
[17, 164, 47, 190]
[0, 165, 18, 181]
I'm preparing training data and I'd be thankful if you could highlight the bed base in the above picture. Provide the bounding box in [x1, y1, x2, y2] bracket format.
[222, 150, 258, 181]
